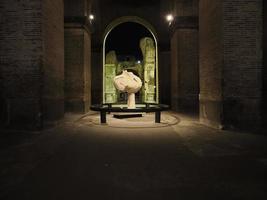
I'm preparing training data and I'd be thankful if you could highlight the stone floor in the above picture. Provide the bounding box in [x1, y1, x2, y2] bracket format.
[0, 112, 267, 200]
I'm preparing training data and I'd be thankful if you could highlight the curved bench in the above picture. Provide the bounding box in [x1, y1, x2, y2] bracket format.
[90, 103, 169, 124]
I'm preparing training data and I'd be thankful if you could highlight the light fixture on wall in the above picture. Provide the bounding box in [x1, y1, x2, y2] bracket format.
[166, 14, 174, 25]
[89, 14, 94, 20]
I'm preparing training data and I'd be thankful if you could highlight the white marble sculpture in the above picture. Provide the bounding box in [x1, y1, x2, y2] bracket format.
[113, 70, 142, 109]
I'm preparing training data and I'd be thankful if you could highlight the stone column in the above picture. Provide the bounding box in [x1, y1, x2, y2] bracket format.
[170, 0, 199, 113]
[42, 0, 65, 125]
[199, 0, 263, 130]
[64, 0, 92, 113]
[263, 0, 267, 129]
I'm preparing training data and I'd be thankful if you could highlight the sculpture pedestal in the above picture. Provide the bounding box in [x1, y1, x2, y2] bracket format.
[90, 103, 170, 124]
[113, 113, 143, 119]
[127, 93, 136, 109]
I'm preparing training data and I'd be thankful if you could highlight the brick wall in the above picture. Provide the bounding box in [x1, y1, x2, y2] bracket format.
[200, 0, 263, 130]
[0, 0, 64, 129]
[0, 0, 43, 129]
[223, 0, 262, 129]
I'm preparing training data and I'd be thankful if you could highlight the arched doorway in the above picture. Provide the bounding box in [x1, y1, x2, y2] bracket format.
[102, 16, 159, 104]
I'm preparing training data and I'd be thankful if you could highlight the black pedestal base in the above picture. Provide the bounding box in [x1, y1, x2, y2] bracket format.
[113, 113, 143, 119]
[91, 104, 169, 124]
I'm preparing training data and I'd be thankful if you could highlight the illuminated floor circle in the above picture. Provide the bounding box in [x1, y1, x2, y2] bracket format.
[80, 112, 179, 128]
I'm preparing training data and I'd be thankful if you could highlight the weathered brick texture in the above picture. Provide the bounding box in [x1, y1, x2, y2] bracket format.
[200, 0, 263, 130]
[223, 0, 262, 129]
[0, 0, 64, 129]
[0, 0, 43, 129]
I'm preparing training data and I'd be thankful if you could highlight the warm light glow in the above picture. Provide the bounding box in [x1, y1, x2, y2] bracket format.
[89, 14, 94, 20]
[166, 14, 174, 22]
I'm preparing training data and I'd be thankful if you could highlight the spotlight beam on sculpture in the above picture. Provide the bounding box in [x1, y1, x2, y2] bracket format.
[113, 70, 142, 109]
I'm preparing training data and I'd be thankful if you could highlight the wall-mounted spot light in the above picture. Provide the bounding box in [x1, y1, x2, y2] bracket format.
[89, 14, 94, 20]
[137, 60, 141, 64]
[166, 14, 174, 25]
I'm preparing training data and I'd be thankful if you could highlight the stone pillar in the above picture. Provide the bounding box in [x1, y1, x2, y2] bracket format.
[64, 0, 92, 113]
[199, 0, 223, 128]
[42, 0, 65, 125]
[199, 0, 263, 130]
[170, 0, 199, 113]
[263, 1, 267, 129]
[0, 0, 64, 130]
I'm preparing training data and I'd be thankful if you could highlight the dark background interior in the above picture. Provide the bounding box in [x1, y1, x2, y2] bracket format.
[105, 22, 154, 61]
